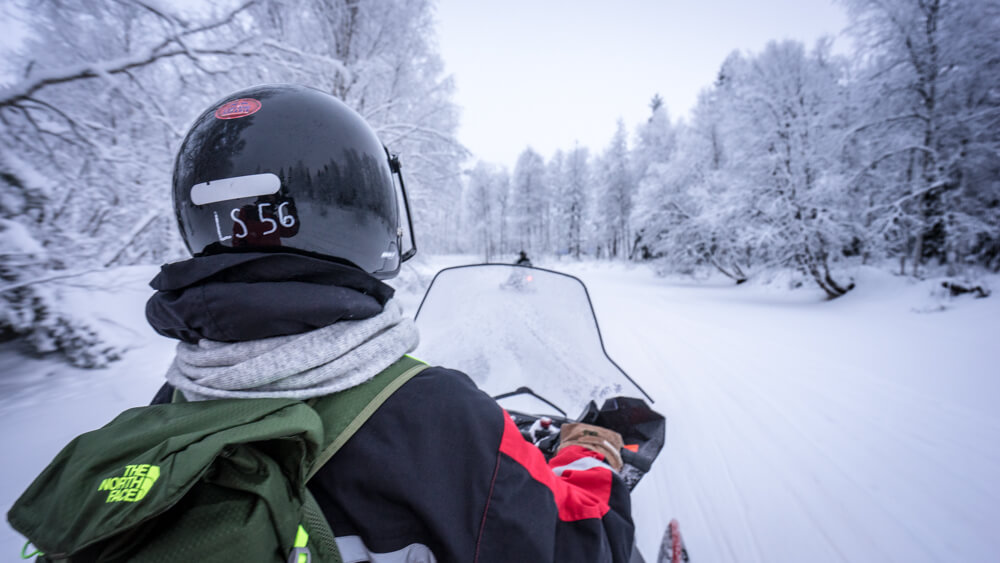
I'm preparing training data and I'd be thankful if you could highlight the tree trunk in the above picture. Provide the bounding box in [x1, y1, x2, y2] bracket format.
[705, 252, 748, 284]
[912, 230, 924, 277]
[800, 251, 852, 299]
[629, 231, 643, 261]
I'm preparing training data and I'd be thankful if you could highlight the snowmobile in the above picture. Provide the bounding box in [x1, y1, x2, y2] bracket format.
[412, 263, 688, 563]
[499, 264, 538, 292]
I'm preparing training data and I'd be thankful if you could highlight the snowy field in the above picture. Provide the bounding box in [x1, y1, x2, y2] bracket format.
[554, 261, 999, 563]
[1, 256, 997, 562]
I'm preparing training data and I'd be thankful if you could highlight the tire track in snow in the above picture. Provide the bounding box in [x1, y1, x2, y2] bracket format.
[564, 265, 1000, 561]
[628, 327, 759, 563]
[642, 305, 856, 562]
[575, 270, 883, 561]
[652, 311, 888, 562]
[642, 290, 967, 562]
[580, 276, 770, 562]
[571, 272, 745, 562]
[654, 296, 999, 559]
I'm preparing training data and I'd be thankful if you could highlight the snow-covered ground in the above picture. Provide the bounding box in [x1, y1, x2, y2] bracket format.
[553, 261, 999, 563]
[1, 257, 997, 562]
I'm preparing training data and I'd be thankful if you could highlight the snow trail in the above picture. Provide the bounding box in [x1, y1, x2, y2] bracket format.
[557, 262, 1000, 562]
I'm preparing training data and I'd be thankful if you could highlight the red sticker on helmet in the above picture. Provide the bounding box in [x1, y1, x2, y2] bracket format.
[214, 98, 262, 120]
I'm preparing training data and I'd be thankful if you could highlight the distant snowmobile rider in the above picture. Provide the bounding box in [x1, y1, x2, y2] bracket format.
[145, 84, 636, 562]
[516, 250, 533, 267]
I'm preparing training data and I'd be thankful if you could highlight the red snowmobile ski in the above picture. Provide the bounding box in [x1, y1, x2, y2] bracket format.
[658, 519, 689, 563]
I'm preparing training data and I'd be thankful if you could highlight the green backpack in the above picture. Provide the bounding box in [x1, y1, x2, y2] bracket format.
[7, 355, 428, 563]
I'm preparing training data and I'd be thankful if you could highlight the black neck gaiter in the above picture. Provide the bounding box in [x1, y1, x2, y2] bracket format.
[146, 252, 394, 344]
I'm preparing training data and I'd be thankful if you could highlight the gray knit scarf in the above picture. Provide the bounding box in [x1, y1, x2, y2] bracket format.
[165, 300, 419, 401]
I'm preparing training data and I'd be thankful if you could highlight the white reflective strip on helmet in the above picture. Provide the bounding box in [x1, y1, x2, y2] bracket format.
[552, 455, 616, 476]
[190, 173, 281, 205]
[335, 535, 437, 563]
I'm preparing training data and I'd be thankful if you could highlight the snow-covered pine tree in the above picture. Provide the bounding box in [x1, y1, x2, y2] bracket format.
[510, 148, 548, 254]
[595, 120, 633, 259]
[464, 161, 510, 262]
[562, 146, 591, 259]
[630, 95, 677, 260]
[546, 150, 566, 256]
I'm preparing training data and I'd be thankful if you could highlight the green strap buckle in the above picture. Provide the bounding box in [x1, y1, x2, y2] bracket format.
[21, 541, 43, 559]
[288, 525, 311, 563]
[288, 547, 311, 563]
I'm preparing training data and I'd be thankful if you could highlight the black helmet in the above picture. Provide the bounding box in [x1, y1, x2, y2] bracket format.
[172, 84, 416, 278]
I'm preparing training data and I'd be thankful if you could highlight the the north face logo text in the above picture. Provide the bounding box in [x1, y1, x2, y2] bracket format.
[97, 464, 160, 503]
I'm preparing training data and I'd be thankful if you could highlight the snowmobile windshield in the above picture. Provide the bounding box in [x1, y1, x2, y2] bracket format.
[412, 264, 649, 418]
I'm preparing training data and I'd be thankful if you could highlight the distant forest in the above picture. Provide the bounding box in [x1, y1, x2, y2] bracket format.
[465, 0, 999, 300]
[1, 0, 997, 365]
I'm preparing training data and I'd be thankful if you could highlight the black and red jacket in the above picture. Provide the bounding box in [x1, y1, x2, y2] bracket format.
[306, 364, 635, 562]
[150, 364, 634, 562]
[146, 255, 634, 562]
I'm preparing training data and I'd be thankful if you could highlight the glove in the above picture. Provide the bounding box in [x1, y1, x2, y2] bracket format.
[557, 423, 624, 471]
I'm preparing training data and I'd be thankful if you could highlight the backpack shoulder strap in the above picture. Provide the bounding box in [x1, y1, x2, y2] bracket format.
[306, 355, 428, 481]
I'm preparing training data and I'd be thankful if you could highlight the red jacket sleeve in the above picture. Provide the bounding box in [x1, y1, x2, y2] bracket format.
[472, 409, 635, 562]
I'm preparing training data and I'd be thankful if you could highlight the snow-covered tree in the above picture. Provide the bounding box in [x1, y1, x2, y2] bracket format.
[634, 89, 750, 282]
[545, 150, 566, 254]
[0, 0, 464, 365]
[0, 0, 261, 365]
[248, 0, 467, 252]
[464, 161, 512, 261]
[559, 146, 591, 259]
[510, 147, 548, 253]
[841, 0, 1000, 274]
[633, 94, 677, 188]
[595, 120, 633, 259]
[713, 42, 857, 297]
[629, 42, 857, 295]
[630, 95, 677, 260]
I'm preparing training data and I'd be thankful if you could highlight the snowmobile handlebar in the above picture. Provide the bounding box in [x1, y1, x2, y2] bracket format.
[619, 448, 653, 473]
[501, 393, 665, 490]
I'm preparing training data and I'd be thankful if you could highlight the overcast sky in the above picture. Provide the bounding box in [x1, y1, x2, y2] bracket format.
[0, 0, 850, 170]
[434, 0, 850, 169]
